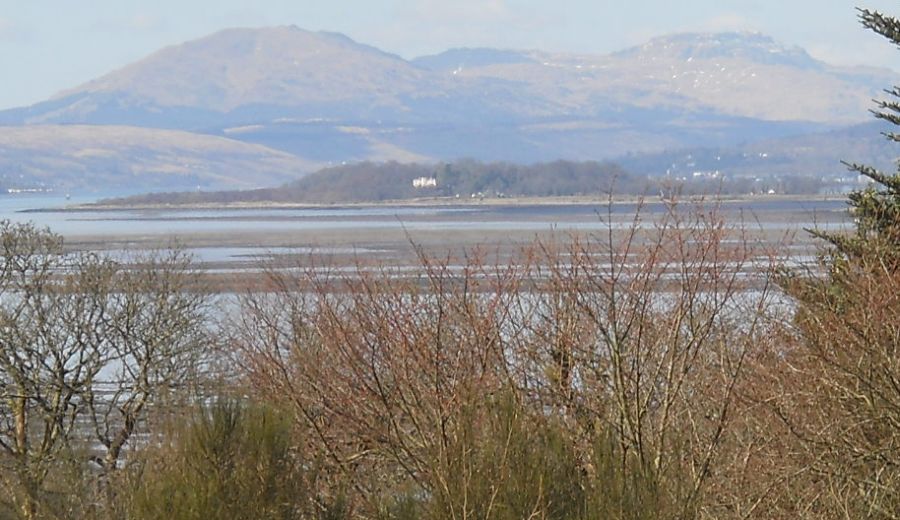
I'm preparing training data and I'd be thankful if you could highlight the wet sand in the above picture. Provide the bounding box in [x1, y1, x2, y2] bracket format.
[0, 194, 847, 289]
[6, 196, 842, 292]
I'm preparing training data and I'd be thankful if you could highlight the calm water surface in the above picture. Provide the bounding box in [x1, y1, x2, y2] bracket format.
[0, 194, 851, 265]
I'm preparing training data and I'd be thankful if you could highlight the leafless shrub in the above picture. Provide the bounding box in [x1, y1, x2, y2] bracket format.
[234, 199, 780, 519]
[752, 254, 900, 519]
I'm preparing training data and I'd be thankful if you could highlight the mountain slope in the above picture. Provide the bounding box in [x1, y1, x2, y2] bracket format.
[3, 29, 893, 129]
[616, 121, 900, 179]
[2, 26, 552, 129]
[0, 125, 319, 191]
[58, 27, 428, 111]
[417, 32, 894, 123]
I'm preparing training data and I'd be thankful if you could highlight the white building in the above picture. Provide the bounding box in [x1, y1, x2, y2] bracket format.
[412, 177, 437, 188]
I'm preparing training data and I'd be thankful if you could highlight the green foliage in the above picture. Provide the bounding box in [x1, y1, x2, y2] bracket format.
[113, 160, 639, 205]
[814, 10, 900, 270]
[377, 391, 680, 520]
[823, 162, 900, 267]
[0, 447, 97, 520]
[126, 400, 335, 520]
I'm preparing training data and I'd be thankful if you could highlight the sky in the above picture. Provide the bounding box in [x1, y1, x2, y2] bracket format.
[1, 0, 900, 110]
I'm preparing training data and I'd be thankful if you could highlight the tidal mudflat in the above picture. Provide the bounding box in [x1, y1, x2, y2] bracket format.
[6, 194, 850, 285]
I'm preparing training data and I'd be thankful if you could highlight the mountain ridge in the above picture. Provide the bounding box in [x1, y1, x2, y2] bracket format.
[612, 31, 821, 68]
[1, 27, 896, 190]
[5, 27, 893, 127]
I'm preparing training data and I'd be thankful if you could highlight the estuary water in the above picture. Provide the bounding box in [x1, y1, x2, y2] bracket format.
[0, 193, 852, 268]
[3, 194, 850, 235]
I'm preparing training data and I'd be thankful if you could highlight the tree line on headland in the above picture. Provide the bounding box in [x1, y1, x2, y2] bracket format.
[108, 158, 830, 206]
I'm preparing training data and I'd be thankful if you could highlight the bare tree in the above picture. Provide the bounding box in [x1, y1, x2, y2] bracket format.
[513, 200, 781, 518]
[0, 223, 211, 519]
[83, 248, 210, 477]
[234, 199, 779, 519]
[0, 223, 115, 519]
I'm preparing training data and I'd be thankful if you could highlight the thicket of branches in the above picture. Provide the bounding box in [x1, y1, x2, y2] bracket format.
[232, 199, 784, 519]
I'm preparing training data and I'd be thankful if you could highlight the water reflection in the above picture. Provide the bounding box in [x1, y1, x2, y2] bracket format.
[0, 193, 850, 272]
[1, 195, 849, 238]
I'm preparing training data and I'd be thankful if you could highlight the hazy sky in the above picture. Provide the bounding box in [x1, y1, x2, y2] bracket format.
[2, 0, 900, 110]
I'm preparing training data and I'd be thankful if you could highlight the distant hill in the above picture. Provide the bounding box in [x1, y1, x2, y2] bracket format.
[100, 159, 833, 207]
[616, 121, 900, 179]
[6, 29, 890, 129]
[411, 48, 538, 70]
[92, 160, 647, 205]
[415, 32, 892, 124]
[0, 27, 897, 190]
[612, 32, 821, 69]
[0, 125, 316, 191]
[56, 28, 423, 113]
[0, 26, 542, 130]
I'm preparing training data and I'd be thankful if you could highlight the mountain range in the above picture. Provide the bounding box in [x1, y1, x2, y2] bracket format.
[1, 27, 897, 191]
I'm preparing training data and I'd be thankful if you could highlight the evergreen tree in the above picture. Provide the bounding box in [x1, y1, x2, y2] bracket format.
[818, 9, 900, 269]
[774, 10, 900, 515]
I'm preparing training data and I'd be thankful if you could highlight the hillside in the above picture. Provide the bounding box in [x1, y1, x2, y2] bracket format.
[7, 29, 891, 129]
[55, 28, 427, 113]
[92, 160, 649, 205]
[617, 121, 900, 178]
[0, 125, 317, 191]
[100, 159, 834, 207]
[415, 33, 893, 124]
[0, 26, 548, 130]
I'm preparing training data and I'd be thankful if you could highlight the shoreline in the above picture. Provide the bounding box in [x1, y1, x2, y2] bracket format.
[35, 193, 848, 213]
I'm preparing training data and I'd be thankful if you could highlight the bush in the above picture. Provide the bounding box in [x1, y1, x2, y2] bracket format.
[236, 200, 777, 519]
[126, 400, 342, 520]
